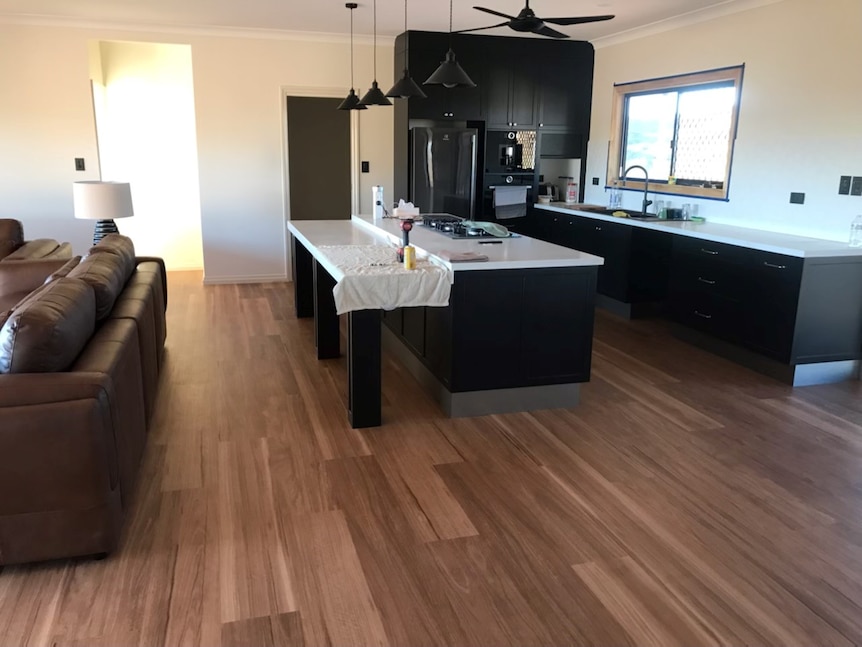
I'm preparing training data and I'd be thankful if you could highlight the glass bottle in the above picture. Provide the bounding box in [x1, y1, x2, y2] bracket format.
[850, 215, 862, 247]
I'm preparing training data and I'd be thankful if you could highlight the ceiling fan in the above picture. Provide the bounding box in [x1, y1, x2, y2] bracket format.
[454, 0, 614, 39]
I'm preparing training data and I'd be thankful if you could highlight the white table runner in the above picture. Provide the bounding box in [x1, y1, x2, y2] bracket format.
[316, 244, 453, 315]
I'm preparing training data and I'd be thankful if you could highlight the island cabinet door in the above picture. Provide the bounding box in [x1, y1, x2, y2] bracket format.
[521, 269, 596, 384]
[449, 272, 525, 391]
[447, 267, 597, 392]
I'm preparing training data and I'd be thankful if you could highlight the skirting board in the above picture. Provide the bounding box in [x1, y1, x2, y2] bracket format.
[383, 326, 581, 417]
[203, 274, 288, 285]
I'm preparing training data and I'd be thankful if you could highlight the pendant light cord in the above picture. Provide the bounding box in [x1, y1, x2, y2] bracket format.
[373, 0, 378, 79]
[448, 0, 453, 47]
[350, 6, 355, 88]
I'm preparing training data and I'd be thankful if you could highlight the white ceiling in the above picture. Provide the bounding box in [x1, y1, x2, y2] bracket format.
[0, 0, 776, 42]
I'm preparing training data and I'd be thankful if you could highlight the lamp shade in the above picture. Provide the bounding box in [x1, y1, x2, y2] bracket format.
[424, 49, 476, 88]
[386, 69, 428, 99]
[73, 181, 134, 220]
[359, 81, 392, 107]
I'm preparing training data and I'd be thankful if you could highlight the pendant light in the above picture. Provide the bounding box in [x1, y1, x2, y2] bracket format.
[337, 3, 367, 111]
[424, 0, 476, 88]
[385, 0, 427, 99]
[358, 0, 392, 106]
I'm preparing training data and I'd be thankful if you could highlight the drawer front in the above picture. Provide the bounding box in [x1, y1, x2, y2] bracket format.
[668, 291, 742, 343]
[671, 253, 745, 301]
[673, 236, 748, 265]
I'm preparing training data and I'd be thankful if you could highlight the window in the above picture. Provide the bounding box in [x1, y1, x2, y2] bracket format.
[607, 65, 744, 201]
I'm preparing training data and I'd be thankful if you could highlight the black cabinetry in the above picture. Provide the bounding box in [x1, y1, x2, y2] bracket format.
[667, 236, 862, 367]
[393, 31, 594, 204]
[383, 266, 597, 392]
[530, 211, 671, 313]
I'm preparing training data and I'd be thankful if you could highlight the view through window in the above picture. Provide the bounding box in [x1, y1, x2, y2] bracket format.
[608, 66, 744, 200]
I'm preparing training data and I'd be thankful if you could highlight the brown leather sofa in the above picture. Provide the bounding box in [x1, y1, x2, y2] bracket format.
[0, 235, 167, 565]
[0, 218, 73, 262]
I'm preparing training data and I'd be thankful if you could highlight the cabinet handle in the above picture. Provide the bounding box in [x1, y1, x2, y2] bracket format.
[595, 226, 602, 231]
[763, 261, 787, 269]
[700, 248, 719, 255]
[694, 310, 713, 320]
[697, 277, 716, 285]
[539, 123, 544, 127]
[513, 122, 518, 126]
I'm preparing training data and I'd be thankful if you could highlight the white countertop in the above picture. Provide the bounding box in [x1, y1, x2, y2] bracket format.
[535, 203, 862, 259]
[348, 214, 604, 271]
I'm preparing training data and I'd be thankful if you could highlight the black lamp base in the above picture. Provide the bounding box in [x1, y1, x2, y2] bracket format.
[93, 219, 119, 245]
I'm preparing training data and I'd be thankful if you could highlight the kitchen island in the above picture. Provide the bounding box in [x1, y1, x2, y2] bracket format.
[289, 215, 603, 425]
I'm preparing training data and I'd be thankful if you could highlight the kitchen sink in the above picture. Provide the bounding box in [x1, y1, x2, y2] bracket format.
[576, 205, 661, 220]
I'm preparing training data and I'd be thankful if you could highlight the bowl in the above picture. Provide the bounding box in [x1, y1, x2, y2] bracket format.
[537, 195, 552, 204]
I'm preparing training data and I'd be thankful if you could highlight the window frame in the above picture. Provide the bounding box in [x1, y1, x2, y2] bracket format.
[606, 65, 745, 201]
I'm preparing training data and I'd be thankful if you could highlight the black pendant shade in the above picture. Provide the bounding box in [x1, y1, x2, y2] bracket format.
[424, 0, 476, 89]
[359, 80, 392, 106]
[338, 3, 366, 111]
[385, 0, 426, 99]
[357, 0, 392, 107]
[337, 88, 367, 111]
[424, 49, 476, 88]
[386, 69, 427, 99]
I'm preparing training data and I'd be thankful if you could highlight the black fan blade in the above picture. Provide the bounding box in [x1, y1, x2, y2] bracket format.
[543, 14, 615, 26]
[453, 21, 511, 34]
[474, 6, 517, 20]
[534, 24, 569, 38]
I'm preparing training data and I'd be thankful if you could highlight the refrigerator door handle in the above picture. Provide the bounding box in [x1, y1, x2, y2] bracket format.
[469, 133, 478, 220]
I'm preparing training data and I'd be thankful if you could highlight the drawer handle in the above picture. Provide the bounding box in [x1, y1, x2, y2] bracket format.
[697, 277, 716, 285]
[763, 261, 787, 269]
[595, 226, 602, 231]
[694, 310, 713, 320]
[700, 248, 719, 255]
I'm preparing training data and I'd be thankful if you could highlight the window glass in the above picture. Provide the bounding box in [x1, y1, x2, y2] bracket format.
[607, 66, 744, 201]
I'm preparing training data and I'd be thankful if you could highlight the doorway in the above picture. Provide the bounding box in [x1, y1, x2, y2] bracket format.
[286, 97, 351, 222]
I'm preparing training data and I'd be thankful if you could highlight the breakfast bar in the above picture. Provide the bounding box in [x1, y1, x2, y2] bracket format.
[289, 215, 603, 427]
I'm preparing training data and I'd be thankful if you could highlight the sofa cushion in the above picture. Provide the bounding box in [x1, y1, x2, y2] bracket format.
[67, 252, 131, 321]
[43, 256, 82, 285]
[0, 310, 10, 329]
[88, 234, 136, 279]
[0, 278, 95, 374]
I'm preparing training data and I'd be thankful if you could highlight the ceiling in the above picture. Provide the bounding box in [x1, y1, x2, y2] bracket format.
[0, 0, 770, 42]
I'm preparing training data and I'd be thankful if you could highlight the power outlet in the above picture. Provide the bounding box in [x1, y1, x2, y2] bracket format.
[839, 175, 852, 195]
[361, 161, 370, 173]
[852, 177, 862, 197]
[74, 158, 85, 171]
[790, 192, 805, 205]
[592, 177, 600, 185]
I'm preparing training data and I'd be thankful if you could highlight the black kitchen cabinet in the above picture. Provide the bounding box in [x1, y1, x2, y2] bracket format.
[393, 31, 595, 202]
[533, 41, 594, 131]
[667, 236, 862, 368]
[382, 266, 597, 393]
[530, 210, 671, 312]
[485, 55, 537, 129]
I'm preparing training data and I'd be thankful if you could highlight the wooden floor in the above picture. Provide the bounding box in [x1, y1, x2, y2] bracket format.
[3, 271, 862, 646]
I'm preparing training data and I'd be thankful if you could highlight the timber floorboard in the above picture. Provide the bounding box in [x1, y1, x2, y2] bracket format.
[3, 271, 862, 646]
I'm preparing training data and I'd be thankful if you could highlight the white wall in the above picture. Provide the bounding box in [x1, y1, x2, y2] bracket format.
[0, 22, 394, 282]
[584, 0, 862, 242]
[96, 40, 204, 270]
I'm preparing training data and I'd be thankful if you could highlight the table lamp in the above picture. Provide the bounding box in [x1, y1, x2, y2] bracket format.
[73, 181, 134, 245]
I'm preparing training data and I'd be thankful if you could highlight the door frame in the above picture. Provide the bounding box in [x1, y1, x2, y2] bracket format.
[280, 86, 360, 281]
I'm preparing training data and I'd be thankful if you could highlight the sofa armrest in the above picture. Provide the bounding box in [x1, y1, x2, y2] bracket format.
[136, 256, 168, 309]
[0, 372, 119, 514]
[0, 258, 68, 297]
[2, 239, 64, 261]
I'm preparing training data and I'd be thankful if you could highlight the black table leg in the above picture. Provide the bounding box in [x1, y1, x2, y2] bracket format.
[313, 260, 340, 359]
[348, 309, 381, 428]
[291, 236, 314, 319]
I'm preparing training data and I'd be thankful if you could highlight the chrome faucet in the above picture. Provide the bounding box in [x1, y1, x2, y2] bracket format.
[622, 165, 652, 216]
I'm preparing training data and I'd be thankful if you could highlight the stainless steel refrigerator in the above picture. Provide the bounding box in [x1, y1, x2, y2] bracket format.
[411, 126, 478, 219]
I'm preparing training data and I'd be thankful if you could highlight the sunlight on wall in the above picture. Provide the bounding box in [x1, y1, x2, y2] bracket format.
[91, 40, 203, 270]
